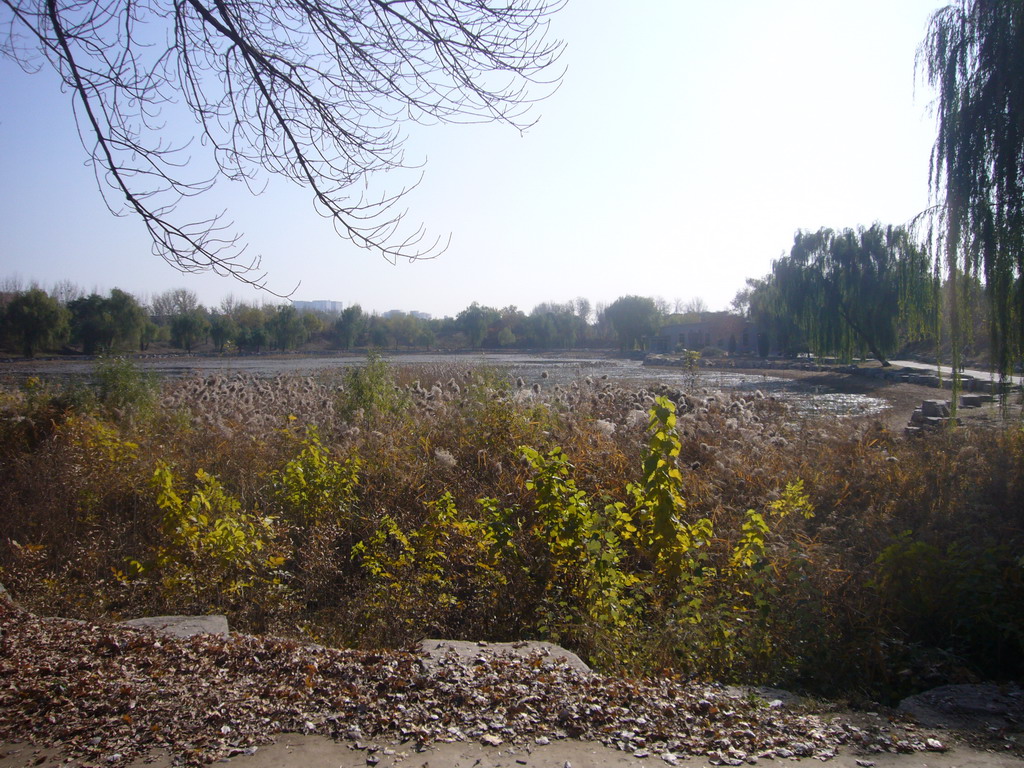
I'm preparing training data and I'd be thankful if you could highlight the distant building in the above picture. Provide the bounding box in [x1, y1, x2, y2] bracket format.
[654, 312, 761, 354]
[292, 300, 344, 314]
[382, 309, 432, 320]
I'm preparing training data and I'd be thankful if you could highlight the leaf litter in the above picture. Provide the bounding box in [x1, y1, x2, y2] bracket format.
[0, 600, 942, 766]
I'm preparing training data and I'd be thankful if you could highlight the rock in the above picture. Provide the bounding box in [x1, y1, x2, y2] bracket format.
[921, 400, 950, 418]
[418, 639, 591, 674]
[725, 685, 804, 708]
[898, 683, 1024, 730]
[121, 615, 229, 638]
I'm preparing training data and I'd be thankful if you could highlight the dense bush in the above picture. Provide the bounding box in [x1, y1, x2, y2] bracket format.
[0, 359, 1022, 702]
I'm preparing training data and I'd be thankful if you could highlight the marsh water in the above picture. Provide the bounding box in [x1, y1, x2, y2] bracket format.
[0, 352, 889, 418]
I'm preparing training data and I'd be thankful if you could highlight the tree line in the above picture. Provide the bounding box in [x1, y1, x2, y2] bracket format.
[0, 242, 998, 364]
[0, 220, 1002, 366]
[0, 281, 714, 357]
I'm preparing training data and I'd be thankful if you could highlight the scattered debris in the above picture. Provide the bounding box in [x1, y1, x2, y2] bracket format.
[0, 601, 953, 767]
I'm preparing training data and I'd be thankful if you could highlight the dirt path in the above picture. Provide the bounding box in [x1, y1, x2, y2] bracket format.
[4, 733, 1023, 768]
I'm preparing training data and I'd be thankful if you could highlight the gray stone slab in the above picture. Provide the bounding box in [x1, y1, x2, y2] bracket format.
[921, 399, 951, 418]
[121, 615, 229, 638]
[899, 683, 1024, 731]
[418, 638, 591, 675]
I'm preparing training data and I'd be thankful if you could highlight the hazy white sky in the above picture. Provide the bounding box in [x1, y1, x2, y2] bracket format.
[0, 0, 945, 318]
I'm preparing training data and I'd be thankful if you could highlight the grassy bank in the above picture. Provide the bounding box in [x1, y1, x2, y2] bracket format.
[1, 357, 1022, 702]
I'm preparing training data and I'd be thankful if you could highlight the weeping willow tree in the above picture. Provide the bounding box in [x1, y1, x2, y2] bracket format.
[922, 0, 1024, 378]
[734, 276, 807, 357]
[771, 225, 936, 366]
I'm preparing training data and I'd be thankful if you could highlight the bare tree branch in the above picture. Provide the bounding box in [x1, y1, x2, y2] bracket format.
[1, 0, 565, 292]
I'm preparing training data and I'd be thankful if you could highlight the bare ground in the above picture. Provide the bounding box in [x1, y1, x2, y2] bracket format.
[4, 730, 1024, 768]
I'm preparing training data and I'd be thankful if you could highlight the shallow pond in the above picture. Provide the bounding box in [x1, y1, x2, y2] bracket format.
[0, 352, 889, 418]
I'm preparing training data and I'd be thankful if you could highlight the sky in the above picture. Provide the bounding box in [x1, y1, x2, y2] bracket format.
[0, 1, 946, 319]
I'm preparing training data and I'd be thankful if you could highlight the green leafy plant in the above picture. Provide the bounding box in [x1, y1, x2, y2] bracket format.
[145, 462, 287, 608]
[352, 491, 507, 640]
[273, 427, 361, 527]
[93, 357, 159, 422]
[628, 396, 713, 591]
[337, 351, 408, 422]
[703, 480, 816, 678]
[519, 445, 640, 656]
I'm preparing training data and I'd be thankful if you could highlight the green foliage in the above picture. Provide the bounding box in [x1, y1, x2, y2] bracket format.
[737, 275, 807, 357]
[628, 397, 712, 588]
[69, 294, 113, 355]
[231, 303, 270, 352]
[93, 357, 159, 421]
[19, 375, 53, 414]
[147, 462, 286, 603]
[923, 0, 1024, 378]
[873, 533, 1024, 679]
[208, 313, 239, 353]
[771, 225, 934, 365]
[4, 364, 1024, 696]
[603, 295, 661, 352]
[683, 348, 701, 372]
[458, 380, 554, 455]
[456, 302, 500, 348]
[1, 287, 69, 357]
[68, 290, 145, 354]
[267, 305, 306, 350]
[337, 351, 408, 422]
[731, 481, 813, 573]
[510, 399, 815, 674]
[520, 445, 640, 649]
[272, 427, 360, 527]
[170, 310, 209, 352]
[352, 491, 506, 640]
[139, 318, 162, 351]
[53, 413, 141, 515]
[331, 304, 365, 349]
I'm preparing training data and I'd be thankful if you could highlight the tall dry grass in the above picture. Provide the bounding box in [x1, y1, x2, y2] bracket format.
[0, 360, 1021, 701]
